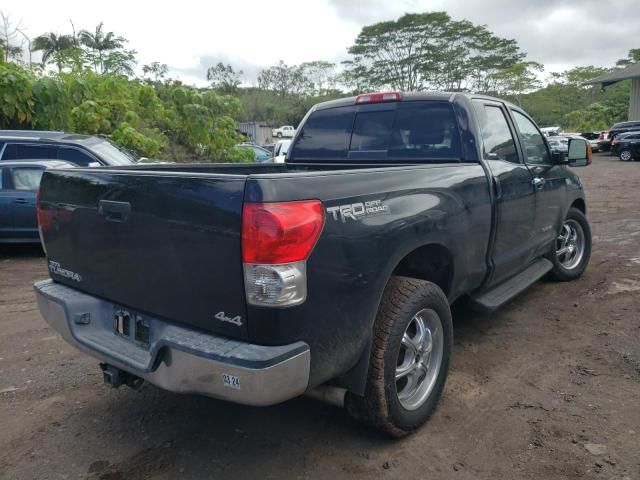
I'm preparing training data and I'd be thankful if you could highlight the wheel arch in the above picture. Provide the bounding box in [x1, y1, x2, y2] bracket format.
[335, 242, 456, 396]
[390, 242, 455, 298]
[570, 198, 586, 215]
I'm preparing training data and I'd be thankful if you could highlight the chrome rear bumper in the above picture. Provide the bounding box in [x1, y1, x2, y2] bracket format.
[34, 280, 310, 406]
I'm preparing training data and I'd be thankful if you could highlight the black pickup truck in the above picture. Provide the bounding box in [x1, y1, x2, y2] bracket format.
[35, 92, 592, 436]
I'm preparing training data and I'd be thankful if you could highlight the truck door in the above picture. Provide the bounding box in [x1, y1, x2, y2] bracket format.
[472, 100, 538, 286]
[511, 110, 567, 256]
[9, 166, 43, 234]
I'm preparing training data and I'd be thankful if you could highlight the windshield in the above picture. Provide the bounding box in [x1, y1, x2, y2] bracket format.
[87, 140, 137, 165]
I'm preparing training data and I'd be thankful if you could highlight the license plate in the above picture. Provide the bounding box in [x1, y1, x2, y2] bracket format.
[223, 373, 241, 390]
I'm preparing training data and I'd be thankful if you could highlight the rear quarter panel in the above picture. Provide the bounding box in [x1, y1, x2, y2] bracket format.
[245, 164, 492, 387]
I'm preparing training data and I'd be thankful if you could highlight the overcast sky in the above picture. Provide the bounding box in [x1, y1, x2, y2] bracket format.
[4, 0, 638, 86]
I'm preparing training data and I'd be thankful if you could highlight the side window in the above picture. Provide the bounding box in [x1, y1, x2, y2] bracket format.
[57, 147, 94, 166]
[3, 144, 56, 160]
[12, 168, 44, 191]
[512, 111, 551, 165]
[473, 102, 519, 163]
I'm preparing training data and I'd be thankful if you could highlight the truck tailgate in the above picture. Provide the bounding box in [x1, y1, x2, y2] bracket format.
[38, 168, 249, 339]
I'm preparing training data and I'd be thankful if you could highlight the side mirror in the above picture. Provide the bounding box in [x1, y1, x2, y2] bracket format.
[567, 138, 591, 167]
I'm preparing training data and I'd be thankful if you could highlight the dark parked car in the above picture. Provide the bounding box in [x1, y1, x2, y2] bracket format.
[35, 92, 592, 436]
[579, 132, 602, 152]
[608, 121, 640, 142]
[0, 130, 137, 166]
[237, 143, 273, 163]
[0, 160, 75, 243]
[611, 131, 640, 161]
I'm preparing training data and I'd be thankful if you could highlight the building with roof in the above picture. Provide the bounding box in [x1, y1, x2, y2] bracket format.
[585, 63, 640, 121]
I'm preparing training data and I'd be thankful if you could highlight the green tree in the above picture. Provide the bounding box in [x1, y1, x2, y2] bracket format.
[344, 12, 525, 93]
[142, 62, 169, 82]
[257, 60, 310, 98]
[491, 61, 544, 105]
[615, 48, 640, 67]
[0, 12, 24, 63]
[0, 62, 33, 126]
[301, 60, 335, 95]
[103, 49, 136, 76]
[32, 33, 75, 72]
[206, 62, 243, 93]
[79, 22, 126, 73]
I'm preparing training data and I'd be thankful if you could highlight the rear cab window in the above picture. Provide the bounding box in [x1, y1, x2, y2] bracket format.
[290, 101, 463, 162]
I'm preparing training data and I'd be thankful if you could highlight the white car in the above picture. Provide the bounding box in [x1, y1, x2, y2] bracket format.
[272, 125, 295, 138]
[272, 139, 291, 163]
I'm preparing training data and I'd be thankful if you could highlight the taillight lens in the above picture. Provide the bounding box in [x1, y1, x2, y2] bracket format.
[242, 200, 324, 264]
[36, 186, 52, 233]
[242, 200, 324, 307]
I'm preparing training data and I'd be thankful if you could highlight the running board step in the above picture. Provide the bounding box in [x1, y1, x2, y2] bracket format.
[470, 258, 553, 312]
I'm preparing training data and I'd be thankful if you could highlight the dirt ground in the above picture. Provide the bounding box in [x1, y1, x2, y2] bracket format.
[1, 153, 639, 480]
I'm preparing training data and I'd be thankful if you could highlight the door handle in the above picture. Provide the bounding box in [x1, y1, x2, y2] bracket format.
[532, 177, 545, 189]
[13, 198, 28, 204]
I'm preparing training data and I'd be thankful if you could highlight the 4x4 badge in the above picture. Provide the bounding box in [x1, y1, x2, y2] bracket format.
[215, 311, 243, 327]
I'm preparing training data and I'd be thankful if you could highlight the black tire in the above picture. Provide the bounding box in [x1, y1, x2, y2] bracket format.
[277, 132, 282, 138]
[549, 207, 591, 282]
[345, 277, 453, 437]
[619, 149, 633, 161]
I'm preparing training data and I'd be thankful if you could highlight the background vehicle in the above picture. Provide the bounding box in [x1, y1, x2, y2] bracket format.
[541, 126, 562, 137]
[0, 130, 137, 166]
[272, 139, 291, 163]
[260, 143, 275, 154]
[598, 130, 611, 151]
[271, 125, 295, 138]
[0, 159, 75, 243]
[579, 132, 602, 152]
[611, 132, 640, 161]
[237, 143, 273, 163]
[608, 121, 640, 142]
[547, 137, 568, 155]
[35, 92, 592, 436]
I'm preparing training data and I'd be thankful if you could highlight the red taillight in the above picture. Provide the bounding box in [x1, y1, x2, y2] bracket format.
[36, 187, 52, 232]
[355, 91, 401, 105]
[242, 200, 324, 264]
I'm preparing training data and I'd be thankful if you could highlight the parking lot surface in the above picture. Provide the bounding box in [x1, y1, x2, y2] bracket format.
[1, 153, 639, 480]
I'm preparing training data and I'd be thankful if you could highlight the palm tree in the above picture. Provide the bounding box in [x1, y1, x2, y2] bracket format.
[32, 33, 75, 72]
[78, 22, 125, 73]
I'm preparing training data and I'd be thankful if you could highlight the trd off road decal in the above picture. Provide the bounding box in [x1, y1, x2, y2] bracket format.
[326, 199, 390, 223]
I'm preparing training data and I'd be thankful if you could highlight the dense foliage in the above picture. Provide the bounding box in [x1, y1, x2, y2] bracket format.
[0, 62, 252, 161]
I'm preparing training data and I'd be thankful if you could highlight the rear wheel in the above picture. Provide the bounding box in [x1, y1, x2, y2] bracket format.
[619, 149, 633, 161]
[277, 132, 282, 138]
[549, 207, 591, 281]
[345, 277, 453, 437]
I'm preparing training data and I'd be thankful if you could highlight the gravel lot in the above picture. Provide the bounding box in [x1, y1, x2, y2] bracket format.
[1, 153, 639, 480]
